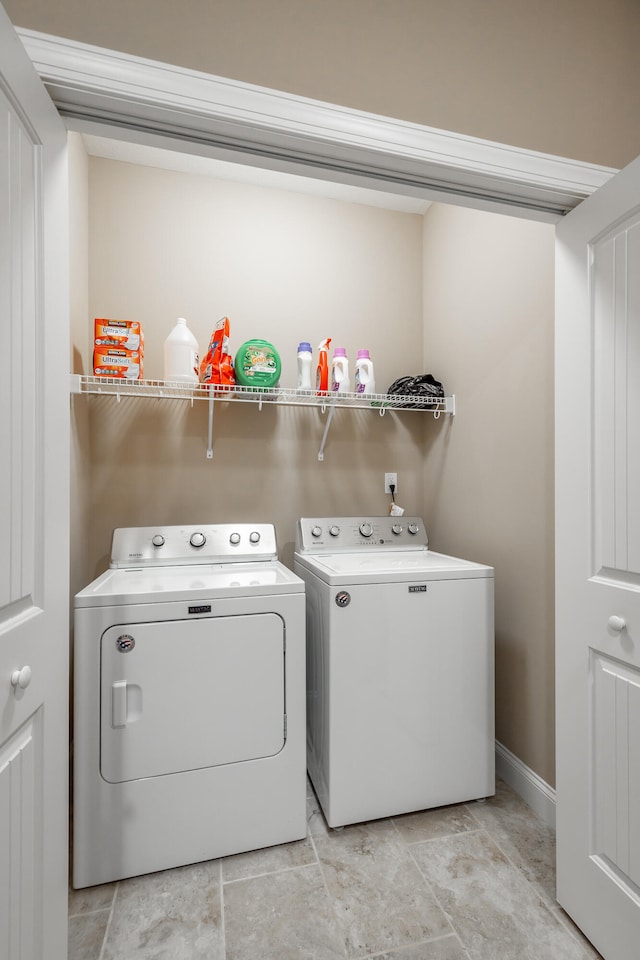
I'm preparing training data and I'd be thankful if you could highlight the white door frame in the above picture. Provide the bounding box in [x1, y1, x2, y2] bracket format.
[17, 27, 614, 222]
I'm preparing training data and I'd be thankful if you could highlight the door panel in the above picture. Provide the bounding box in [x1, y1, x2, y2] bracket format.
[0, 713, 40, 960]
[556, 153, 640, 960]
[592, 211, 640, 581]
[591, 652, 640, 890]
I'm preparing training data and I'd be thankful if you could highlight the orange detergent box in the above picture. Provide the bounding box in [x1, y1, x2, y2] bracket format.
[93, 346, 144, 379]
[94, 318, 144, 353]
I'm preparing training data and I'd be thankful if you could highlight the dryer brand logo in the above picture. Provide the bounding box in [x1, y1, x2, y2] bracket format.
[408, 585, 427, 593]
[116, 634, 135, 652]
[335, 591, 351, 608]
[189, 605, 212, 615]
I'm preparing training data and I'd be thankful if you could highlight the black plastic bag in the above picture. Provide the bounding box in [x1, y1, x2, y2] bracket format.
[386, 374, 445, 407]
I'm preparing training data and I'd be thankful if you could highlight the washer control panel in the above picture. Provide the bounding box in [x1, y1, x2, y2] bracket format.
[110, 523, 277, 567]
[296, 517, 429, 553]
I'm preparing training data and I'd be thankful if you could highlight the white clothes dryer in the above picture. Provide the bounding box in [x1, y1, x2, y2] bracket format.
[73, 523, 306, 888]
[294, 516, 494, 829]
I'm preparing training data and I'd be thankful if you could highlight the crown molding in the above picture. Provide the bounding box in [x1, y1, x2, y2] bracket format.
[18, 28, 616, 220]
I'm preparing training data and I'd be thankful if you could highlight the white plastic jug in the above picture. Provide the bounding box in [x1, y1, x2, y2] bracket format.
[354, 350, 376, 395]
[297, 341, 313, 390]
[331, 348, 351, 395]
[164, 317, 200, 384]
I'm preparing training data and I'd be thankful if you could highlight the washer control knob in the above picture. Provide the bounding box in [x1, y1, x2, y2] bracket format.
[359, 522, 373, 538]
[391, 524, 403, 535]
[229, 532, 241, 545]
[408, 523, 420, 535]
[190, 531, 206, 548]
[152, 534, 165, 547]
[249, 531, 261, 544]
[311, 525, 322, 538]
[329, 525, 340, 537]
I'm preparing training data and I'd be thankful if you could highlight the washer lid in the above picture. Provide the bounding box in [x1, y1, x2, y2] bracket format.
[294, 550, 493, 584]
[75, 560, 304, 607]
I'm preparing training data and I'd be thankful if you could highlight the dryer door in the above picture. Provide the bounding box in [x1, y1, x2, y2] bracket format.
[100, 613, 286, 783]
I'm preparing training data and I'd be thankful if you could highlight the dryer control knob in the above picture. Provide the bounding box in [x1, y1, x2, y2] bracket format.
[190, 531, 206, 548]
[359, 522, 373, 538]
[311, 525, 322, 538]
[229, 532, 241, 545]
[152, 534, 165, 547]
[249, 531, 261, 544]
[391, 524, 403, 535]
[329, 525, 340, 537]
[407, 523, 420, 535]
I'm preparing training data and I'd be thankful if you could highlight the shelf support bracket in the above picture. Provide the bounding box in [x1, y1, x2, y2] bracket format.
[317, 404, 336, 461]
[206, 392, 215, 459]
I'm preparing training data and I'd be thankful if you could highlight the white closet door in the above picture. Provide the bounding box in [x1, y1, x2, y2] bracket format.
[556, 152, 640, 960]
[0, 3, 69, 959]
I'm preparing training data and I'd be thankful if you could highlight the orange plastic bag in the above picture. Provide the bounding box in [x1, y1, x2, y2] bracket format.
[199, 316, 235, 392]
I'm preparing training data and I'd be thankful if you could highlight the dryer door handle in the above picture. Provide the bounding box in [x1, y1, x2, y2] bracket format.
[111, 681, 143, 727]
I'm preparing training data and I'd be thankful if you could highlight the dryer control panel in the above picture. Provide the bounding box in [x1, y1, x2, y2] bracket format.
[110, 524, 278, 567]
[296, 517, 429, 553]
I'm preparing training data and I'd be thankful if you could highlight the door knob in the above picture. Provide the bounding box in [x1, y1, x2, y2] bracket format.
[607, 615, 626, 633]
[11, 665, 32, 689]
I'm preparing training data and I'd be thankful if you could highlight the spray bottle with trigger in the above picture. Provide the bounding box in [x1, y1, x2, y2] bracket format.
[316, 338, 331, 394]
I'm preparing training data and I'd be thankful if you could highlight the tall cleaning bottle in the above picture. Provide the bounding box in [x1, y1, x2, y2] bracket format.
[354, 349, 376, 395]
[316, 338, 331, 394]
[164, 317, 200, 384]
[331, 347, 351, 396]
[297, 342, 313, 390]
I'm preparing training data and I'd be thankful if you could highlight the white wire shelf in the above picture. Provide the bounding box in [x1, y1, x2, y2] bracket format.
[70, 374, 454, 461]
[69, 374, 455, 413]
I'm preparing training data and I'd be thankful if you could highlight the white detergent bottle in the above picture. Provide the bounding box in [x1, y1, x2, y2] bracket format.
[164, 317, 200, 384]
[296, 341, 313, 390]
[355, 349, 376, 395]
[331, 347, 351, 395]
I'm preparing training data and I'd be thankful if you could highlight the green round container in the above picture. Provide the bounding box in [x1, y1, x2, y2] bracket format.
[234, 339, 281, 389]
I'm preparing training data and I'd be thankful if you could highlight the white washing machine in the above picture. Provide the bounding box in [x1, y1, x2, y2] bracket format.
[73, 523, 306, 888]
[294, 516, 495, 829]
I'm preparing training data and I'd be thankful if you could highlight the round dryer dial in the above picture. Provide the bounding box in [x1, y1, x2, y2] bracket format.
[359, 522, 373, 538]
[190, 531, 206, 547]
[229, 532, 241, 545]
[329, 525, 340, 537]
[152, 534, 165, 547]
[407, 523, 420, 535]
[249, 531, 261, 543]
[311, 525, 322, 538]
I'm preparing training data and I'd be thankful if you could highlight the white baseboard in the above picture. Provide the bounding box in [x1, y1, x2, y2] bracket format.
[495, 741, 556, 831]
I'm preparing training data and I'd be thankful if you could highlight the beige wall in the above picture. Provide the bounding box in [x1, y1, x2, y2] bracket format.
[83, 157, 426, 576]
[68, 133, 91, 603]
[72, 148, 557, 786]
[6, 0, 640, 168]
[422, 204, 556, 785]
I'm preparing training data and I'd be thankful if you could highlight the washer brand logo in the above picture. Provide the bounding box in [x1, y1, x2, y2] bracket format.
[335, 591, 351, 608]
[189, 604, 212, 615]
[408, 585, 427, 593]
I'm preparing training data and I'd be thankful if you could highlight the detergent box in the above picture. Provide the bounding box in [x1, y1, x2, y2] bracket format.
[93, 347, 144, 379]
[94, 318, 144, 353]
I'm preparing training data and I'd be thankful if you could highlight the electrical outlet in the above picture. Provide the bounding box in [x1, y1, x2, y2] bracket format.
[384, 472, 398, 494]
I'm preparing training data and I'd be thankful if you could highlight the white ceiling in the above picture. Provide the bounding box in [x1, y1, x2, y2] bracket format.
[81, 134, 433, 215]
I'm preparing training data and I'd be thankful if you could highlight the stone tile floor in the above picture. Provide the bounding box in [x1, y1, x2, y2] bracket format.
[68, 778, 603, 960]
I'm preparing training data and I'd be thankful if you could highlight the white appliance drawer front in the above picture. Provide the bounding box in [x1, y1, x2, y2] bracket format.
[100, 613, 286, 783]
